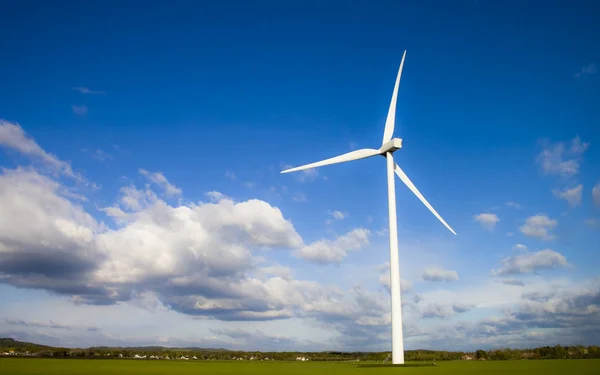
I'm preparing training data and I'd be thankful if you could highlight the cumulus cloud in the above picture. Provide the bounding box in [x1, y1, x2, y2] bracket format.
[536, 136, 589, 178]
[378, 271, 412, 293]
[452, 303, 476, 313]
[204, 191, 229, 202]
[520, 214, 557, 240]
[0, 168, 106, 300]
[497, 279, 525, 287]
[506, 202, 522, 209]
[0, 167, 323, 317]
[294, 228, 370, 264]
[593, 182, 600, 207]
[473, 213, 500, 230]
[422, 303, 454, 319]
[3, 121, 599, 352]
[553, 184, 583, 207]
[329, 210, 347, 220]
[421, 303, 474, 319]
[513, 244, 528, 251]
[139, 168, 182, 197]
[0, 120, 93, 186]
[492, 249, 570, 276]
[0, 161, 397, 348]
[422, 267, 459, 282]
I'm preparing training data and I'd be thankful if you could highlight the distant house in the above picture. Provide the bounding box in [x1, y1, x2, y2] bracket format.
[296, 356, 308, 361]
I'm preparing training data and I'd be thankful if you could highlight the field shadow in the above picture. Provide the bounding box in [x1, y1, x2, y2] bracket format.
[357, 364, 437, 368]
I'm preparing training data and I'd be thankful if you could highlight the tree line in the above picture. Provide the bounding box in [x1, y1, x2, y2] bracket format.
[3, 343, 600, 361]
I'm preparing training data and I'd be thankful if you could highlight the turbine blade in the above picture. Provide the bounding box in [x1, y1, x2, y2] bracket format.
[393, 162, 457, 235]
[382, 50, 407, 144]
[281, 148, 380, 174]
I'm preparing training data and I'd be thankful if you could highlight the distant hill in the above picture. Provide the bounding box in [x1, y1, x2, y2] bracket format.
[0, 337, 50, 349]
[88, 346, 230, 352]
[0, 337, 229, 352]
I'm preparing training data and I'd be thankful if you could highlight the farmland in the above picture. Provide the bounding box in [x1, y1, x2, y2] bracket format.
[1, 358, 600, 375]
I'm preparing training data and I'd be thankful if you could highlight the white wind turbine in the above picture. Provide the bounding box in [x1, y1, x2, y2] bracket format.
[281, 51, 457, 365]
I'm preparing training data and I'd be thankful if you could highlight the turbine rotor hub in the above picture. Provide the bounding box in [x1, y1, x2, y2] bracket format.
[379, 138, 403, 154]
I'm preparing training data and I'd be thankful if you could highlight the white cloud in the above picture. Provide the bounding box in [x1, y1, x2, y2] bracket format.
[520, 214, 557, 240]
[329, 210, 347, 220]
[294, 228, 370, 264]
[378, 272, 412, 293]
[91, 149, 112, 162]
[138, 169, 182, 197]
[473, 213, 500, 230]
[585, 219, 598, 227]
[421, 303, 474, 319]
[593, 182, 600, 207]
[422, 267, 459, 282]
[0, 167, 336, 321]
[506, 202, 522, 209]
[553, 184, 583, 207]
[497, 279, 525, 287]
[281, 165, 321, 183]
[422, 303, 454, 319]
[513, 244, 528, 251]
[225, 170, 236, 180]
[292, 193, 307, 202]
[72, 87, 105, 95]
[72, 105, 88, 115]
[536, 136, 589, 178]
[575, 63, 597, 78]
[492, 249, 570, 276]
[205, 191, 229, 202]
[0, 120, 94, 187]
[3, 120, 600, 352]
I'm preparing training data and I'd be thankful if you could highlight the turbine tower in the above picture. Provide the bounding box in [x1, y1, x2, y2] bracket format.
[281, 50, 457, 365]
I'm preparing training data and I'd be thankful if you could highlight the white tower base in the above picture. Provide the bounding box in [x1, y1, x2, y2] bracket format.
[386, 152, 405, 365]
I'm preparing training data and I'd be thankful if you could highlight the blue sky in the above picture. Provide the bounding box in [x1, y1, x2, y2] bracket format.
[0, 0, 599, 351]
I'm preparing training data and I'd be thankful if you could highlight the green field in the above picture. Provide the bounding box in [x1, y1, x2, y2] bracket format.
[1, 358, 599, 374]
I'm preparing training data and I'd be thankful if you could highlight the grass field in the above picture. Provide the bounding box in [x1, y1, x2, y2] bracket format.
[1, 358, 599, 374]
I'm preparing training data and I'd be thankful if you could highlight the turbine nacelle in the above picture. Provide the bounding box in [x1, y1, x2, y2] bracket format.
[379, 138, 403, 154]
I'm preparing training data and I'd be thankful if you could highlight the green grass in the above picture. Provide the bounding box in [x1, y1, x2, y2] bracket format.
[1, 358, 599, 374]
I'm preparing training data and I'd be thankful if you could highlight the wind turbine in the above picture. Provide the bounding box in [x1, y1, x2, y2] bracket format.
[280, 50, 457, 365]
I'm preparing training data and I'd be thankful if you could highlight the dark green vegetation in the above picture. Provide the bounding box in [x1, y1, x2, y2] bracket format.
[2, 338, 600, 361]
[2, 358, 600, 375]
[0, 338, 50, 351]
